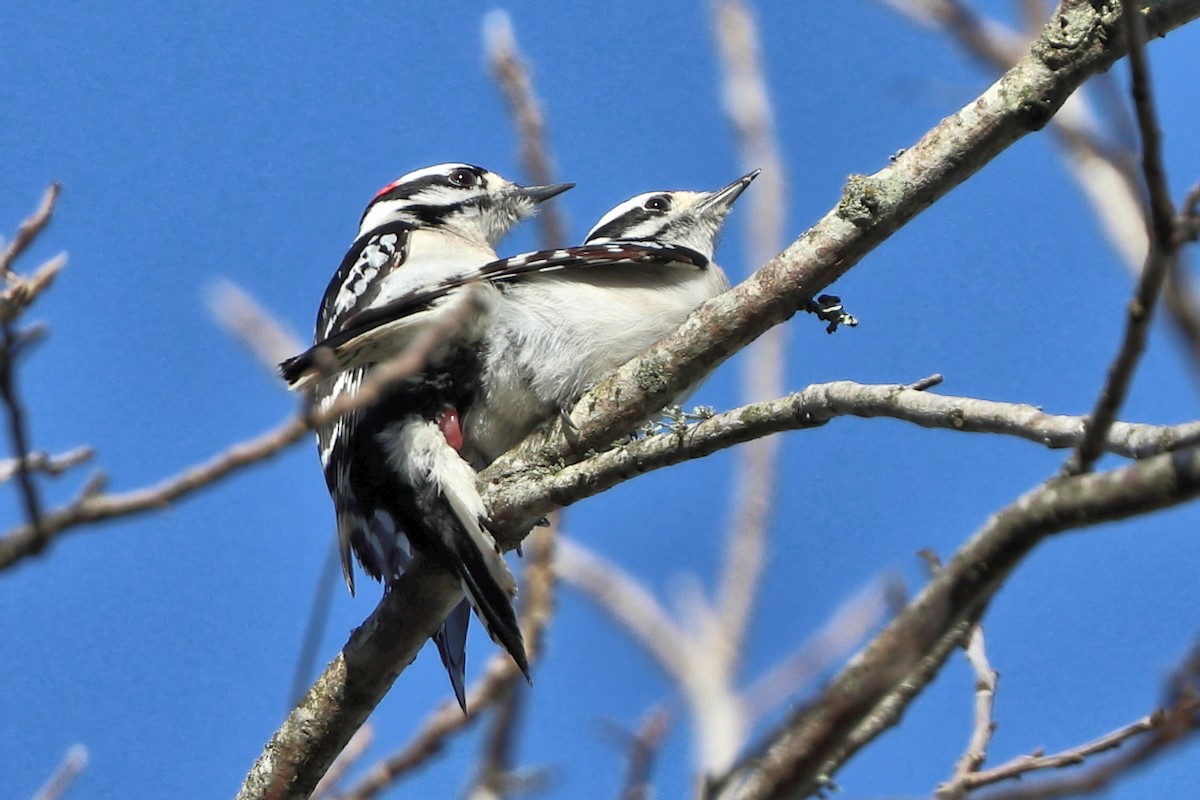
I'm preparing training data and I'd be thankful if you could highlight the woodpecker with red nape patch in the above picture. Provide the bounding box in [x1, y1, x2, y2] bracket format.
[283, 162, 571, 709]
[284, 170, 756, 704]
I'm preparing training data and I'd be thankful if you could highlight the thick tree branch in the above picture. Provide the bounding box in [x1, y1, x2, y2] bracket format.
[486, 381, 1200, 530]
[481, 0, 1200, 539]
[337, 526, 557, 800]
[235, 3, 1200, 795]
[713, 443, 1200, 799]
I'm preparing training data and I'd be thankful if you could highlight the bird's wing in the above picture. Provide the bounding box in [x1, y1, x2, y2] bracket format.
[279, 242, 707, 388]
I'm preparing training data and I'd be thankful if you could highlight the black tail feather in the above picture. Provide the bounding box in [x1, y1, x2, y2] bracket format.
[451, 537, 529, 680]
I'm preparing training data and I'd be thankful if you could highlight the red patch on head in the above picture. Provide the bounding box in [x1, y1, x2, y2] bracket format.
[372, 179, 401, 203]
[437, 406, 465, 452]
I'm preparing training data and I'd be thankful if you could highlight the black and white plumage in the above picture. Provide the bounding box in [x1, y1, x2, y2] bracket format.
[463, 169, 759, 466]
[288, 170, 758, 466]
[283, 170, 757, 706]
[289, 162, 571, 708]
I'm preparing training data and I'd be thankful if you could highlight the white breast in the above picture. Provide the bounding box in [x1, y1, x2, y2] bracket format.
[464, 263, 728, 465]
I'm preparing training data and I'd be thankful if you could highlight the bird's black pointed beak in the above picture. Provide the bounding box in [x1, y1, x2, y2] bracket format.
[697, 169, 760, 215]
[518, 182, 574, 203]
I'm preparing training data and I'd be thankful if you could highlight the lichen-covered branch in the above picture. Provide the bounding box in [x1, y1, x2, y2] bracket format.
[485, 380, 1200, 531]
[235, 3, 1200, 796]
[481, 0, 1200, 540]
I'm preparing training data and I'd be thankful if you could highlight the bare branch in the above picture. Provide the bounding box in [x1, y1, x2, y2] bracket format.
[614, 708, 671, 800]
[1, 253, 67, 325]
[0, 446, 93, 483]
[1178, 179, 1200, 244]
[0, 183, 60, 277]
[484, 11, 567, 249]
[482, 0, 1200, 542]
[742, 576, 902, 724]
[487, 380, 1200, 532]
[715, 441, 1200, 799]
[0, 185, 65, 553]
[555, 538, 691, 684]
[289, 540, 343, 707]
[0, 288, 483, 571]
[31, 744, 88, 800]
[207, 278, 307, 374]
[877, 0, 1200, 379]
[935, 626, 1000, 799]
[1066, 0, 1180, 476]
[711, 0, 790, 675]
[969, 697, 1200, 799]
[466, 523, 557, 800]
[338, 525, 557, 800]
[236, 5, 1200, 795]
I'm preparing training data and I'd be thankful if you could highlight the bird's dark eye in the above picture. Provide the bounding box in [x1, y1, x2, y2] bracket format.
[643, 195, 670, 212]
[449, 168, 479, 188]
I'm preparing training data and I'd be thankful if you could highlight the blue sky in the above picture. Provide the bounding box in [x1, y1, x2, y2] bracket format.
[3, 2, 1200, 798]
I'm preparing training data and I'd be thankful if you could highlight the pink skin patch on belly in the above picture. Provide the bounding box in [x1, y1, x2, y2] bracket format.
[437, 406, 464, 452]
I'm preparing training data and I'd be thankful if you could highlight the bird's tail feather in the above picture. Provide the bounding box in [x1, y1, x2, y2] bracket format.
[433, 600, 472, 711]
[388, 420, 530, 681]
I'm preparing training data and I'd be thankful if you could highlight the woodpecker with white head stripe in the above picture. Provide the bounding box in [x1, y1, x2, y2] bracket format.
[288, 170, 755, 463]
[283, 170, 756, 705]
[463, 169, 758, 466]
[285, 162, 571, 708]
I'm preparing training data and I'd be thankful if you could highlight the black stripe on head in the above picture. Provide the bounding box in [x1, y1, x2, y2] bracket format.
[404, 200, 469, 227]
[586, 207, 658, 242]
[359, 165, 488, 227]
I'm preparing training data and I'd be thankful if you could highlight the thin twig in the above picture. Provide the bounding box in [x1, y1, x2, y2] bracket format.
[289, 539, 342, 707]
[1065, 0, 1179, 476]
[0, 329, 43, 543]
[207, 278, 307, 374]
[970, 694, 1200, 799]
[711, 0, 790, 678]
[0, 183, 60, 276]
[484, 11, 567, 250]
[614, 708, 671, 800]
[465, 523, 558, 799]
[31, 744, 88, 800]
[554, 538, 691, 683]
[712, 440, 1200, 799]
[0, 185, 63, 551]
[741, 576, 903, 723]
[0, 446, 93, 482]
[0, 288, 483, 570]
[935, 625, 999, 799]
